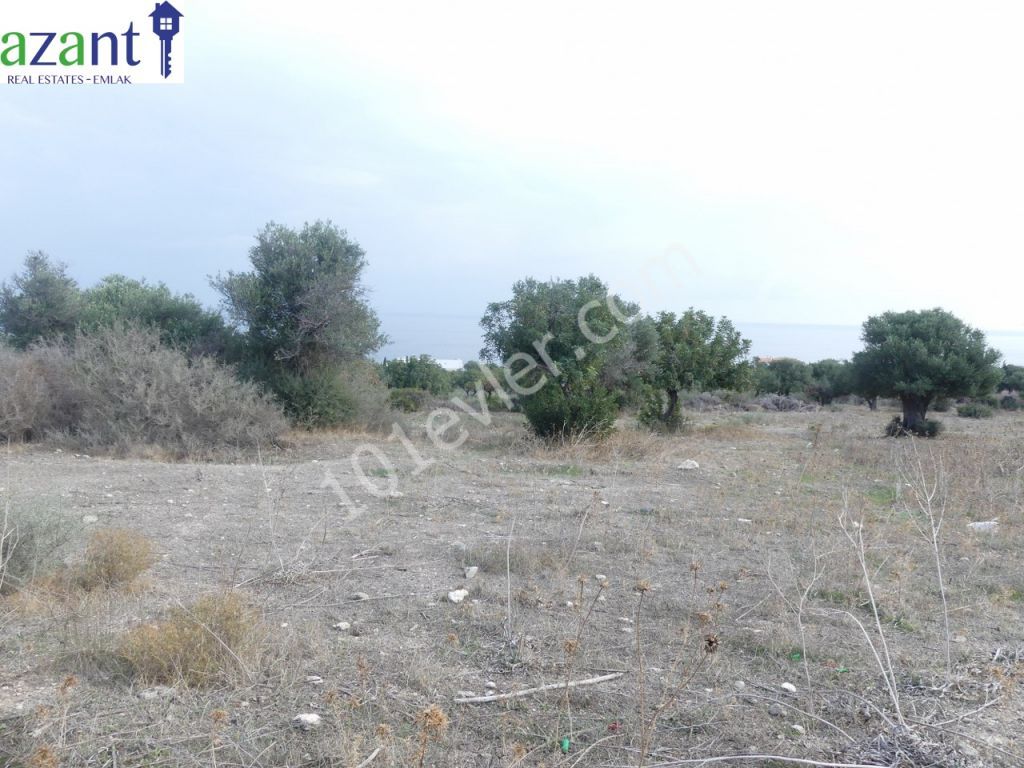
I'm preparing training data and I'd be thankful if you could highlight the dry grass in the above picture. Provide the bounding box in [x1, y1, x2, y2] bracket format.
[119, 592, 261, 687]
[3, 405, 1024, 766]
[76, 528, 154, 591]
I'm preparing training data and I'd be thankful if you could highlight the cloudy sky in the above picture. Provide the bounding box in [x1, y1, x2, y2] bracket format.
[2, 1, 1023, 362]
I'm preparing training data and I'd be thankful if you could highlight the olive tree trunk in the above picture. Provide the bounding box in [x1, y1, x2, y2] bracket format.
[900, 394, 931, 432]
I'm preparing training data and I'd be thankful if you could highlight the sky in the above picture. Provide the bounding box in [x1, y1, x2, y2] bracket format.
[2, 1, 1023, 363]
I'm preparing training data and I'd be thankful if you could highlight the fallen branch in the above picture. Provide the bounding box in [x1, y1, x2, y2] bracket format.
[454, 672, 623, 704]
[354, 746, 382, 768]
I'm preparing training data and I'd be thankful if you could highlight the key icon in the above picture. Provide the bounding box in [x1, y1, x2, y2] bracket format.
[149, 2, 184, 79]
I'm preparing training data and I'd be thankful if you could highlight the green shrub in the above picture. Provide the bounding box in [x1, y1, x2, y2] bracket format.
[931, 397, 951, 412]
[884, 417, 944, 438]
[520, 370, 618, 440]
[275, 367, 356, 428]
[957, 403, 994, 419]
[389, 387, 429, 412]
[1000, 394, 1020, 411]
[977, 394, 1000, 408]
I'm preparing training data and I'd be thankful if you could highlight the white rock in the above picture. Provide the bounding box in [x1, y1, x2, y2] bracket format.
[305, 675, 324, 685]
[464, 566, 478, 579]
[333, 621, 351, 632]
[967, 519, 998, 532]
[484, 681, 497, 690]
[81, 514, 99, 524]
[292, 713, 322, 731]
[138, 686, 174, 700]
[781, 682, 797, 693]
[678, 460, 700, 470]
[734, 680, 746, 691]
[350, 592, 370, 601]
[595, 574, 607, 582]
[791, 724, 805, 734]
[448, 589, 470, 604]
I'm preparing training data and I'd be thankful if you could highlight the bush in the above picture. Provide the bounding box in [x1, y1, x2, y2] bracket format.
[68, 325, 288, 455]
[0, 496, 78, 594]
[2, 328, 288, 455]
[1000, 394, 1020, 411]
[976, 394, 1000, 408]
[931, 397, 951, 412]
[884, 416, 944, 438]
[957, 403, 994, 419]
[520, 371, 618, 440]
[758, 394, 814, 412]
[120, 592, 260, 687]
[76, 529, 154, 591]
[389, 387, 429, 412]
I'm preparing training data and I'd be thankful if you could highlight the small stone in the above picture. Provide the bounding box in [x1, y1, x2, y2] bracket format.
[678, 459, 700, 470]
[333, 621, 351, 632]
[733, 680, 746, 691]
[350, 592, 370, 601]
[305, 675, 323, 685]
[768, 703, 785, 717]
[81, 514, 99, 525]
[595, 574, 607, 582]
[457, 690, 476, 698]
[448, 589, 470, 604]
[292, 713, 322, 731]
[484, 681, 497, 690]
[952, 635, 967, 644]
[464, 566, 478, 579]
[791, 724, 805, 734]
[958, 741, 980, 759]
[781, 682, 797, 694]
[451, 541, 467, 553]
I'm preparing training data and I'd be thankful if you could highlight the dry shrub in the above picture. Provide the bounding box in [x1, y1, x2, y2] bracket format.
[120, 592, 260, 687]
[0, 344, 79, 442]
[0, 325, 288, 456]
[0, 495, 78, 595]
[76, 528, 154, 591]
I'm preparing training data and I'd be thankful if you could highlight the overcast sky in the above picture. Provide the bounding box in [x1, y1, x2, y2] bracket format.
[2, 1, 1023, 362]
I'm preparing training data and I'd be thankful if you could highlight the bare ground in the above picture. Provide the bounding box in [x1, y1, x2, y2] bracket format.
[2, 404, 1023, 767]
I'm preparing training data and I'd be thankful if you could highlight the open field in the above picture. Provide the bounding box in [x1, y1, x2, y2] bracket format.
[2, 404, 1023, 767]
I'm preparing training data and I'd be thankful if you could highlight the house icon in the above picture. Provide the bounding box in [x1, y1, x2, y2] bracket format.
[149, 2, 184, 79]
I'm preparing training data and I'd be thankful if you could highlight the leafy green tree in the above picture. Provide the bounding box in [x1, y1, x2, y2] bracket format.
[998, 364, 1024, 393]
[212, 221, 387, 426]
[752, 357, 810, 395]
[81, 275, 237, 358]
[213, 221, 386, 374]
[380, 355, 453, 395]
[851, 308, 1001, 433]
[0, 252, 83, 348]
[806, 359, 853, 405]
[480, 275, 636, 438]
[642, 309, 751, 428]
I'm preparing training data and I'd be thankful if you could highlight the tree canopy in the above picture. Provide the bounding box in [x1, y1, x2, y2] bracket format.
[851, 308, 1000, 432]
[0, 252, 82, 348]
[480, 275, 636, 437]
[643, 309, 750, 427]
[213, 221, 386, 374]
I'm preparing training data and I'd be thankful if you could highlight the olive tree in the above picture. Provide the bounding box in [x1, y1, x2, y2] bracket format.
[642, 309, 750, 428]
[480, 275, 636, 438]
[851, 308, 1000, 433]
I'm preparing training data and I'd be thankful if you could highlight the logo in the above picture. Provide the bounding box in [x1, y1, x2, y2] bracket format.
[1, 1, 185, 85]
